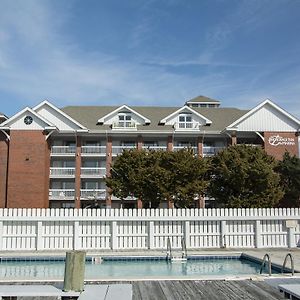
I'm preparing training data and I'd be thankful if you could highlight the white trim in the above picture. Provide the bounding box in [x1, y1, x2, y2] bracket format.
[227, 99, 300, 129]
[0, 107, 56, 128]
[0, 114, 8, 120]
[160, 105, 212, 124]
[97, 105, 151, 124]
[33, 100, 87, 130]
[187, 101, 220, 104]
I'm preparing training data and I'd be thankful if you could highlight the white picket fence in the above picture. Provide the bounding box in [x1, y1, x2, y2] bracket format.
[0, 208, 300, 251]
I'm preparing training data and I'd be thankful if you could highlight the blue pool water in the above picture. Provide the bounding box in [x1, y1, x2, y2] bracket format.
[0, 256, 278, 280]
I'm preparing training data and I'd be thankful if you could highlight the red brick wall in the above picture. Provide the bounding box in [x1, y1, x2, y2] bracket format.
[264, 132, 299, 160]
[6, 130, 50, 208]
[0, 132, 8, 208]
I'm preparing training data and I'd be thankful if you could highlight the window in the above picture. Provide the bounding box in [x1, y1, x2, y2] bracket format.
[178, 114, 192, 128]
[191, 104, 199, 107]
[118, 113, 132, 127]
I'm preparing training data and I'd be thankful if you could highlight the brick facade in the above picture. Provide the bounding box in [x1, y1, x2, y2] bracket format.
[6, 130, 50, 208]
[264, 131, 299, 160]
[0, 132, 8, 208]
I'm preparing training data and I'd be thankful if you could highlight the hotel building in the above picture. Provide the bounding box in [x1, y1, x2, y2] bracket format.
[0, 96, 299, 209]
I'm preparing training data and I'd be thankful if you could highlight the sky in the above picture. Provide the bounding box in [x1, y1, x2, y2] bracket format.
[0, 0, 300, 118]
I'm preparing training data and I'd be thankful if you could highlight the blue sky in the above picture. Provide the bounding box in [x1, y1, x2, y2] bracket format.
[1, 0, 300, 117]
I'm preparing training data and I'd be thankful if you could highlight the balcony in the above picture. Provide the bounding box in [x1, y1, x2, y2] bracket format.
[174, 122, 200, 131]
[80, 167, 106, 178]
[51, 146, 76, 156]
[112, 145, 136, 155]
[80, 189, 106, 200]
[173, 146, 198, 154]
[202, 146, 225, 157]
[50, 167, 75, 178]
[81, 146, 106, 156]
[142, 145, 167, 151]
[112, 122, 137, 130]
[49, 189, 75, 200]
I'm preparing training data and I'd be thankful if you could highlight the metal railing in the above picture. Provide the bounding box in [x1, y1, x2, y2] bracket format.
[181, 237, 187, 259]
[202, 146, 225, 157]
[174, 122, 199, 130]
[80, 167, 106, 177]
[81, 146, 106, 155]
[259, 253, 272, 276]
[112, 146, 136, 155]
[80, 189, 106, 199]
[142, 145, 167, 151]
[173, 146, 198, 154]
[50, 167, 75, 177]
[49, 189, 75, 200]
[282, 253, 294, 276]
[51, 146, 76, 155]
[166, 237, 172, 261]
[112, 122, 137, 129]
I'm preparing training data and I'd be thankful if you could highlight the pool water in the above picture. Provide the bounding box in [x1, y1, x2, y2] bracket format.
[0, 257, 278, 280]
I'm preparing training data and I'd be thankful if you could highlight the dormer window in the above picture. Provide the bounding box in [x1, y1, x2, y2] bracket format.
[178, 114, 192, 128]
[118, 113, 132, 128]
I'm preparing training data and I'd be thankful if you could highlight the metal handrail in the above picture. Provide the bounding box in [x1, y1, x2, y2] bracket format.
[259, 253, 272, 276]
[181, 237, 187, 259]
[282, 253, 295, 276]
[166, 237, 172, 261]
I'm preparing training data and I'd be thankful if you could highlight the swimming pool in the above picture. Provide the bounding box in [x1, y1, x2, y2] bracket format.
[0, 255, 278, 281]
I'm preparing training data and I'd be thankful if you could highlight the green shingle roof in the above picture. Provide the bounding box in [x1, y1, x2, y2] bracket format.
[62, 105, 248, 132]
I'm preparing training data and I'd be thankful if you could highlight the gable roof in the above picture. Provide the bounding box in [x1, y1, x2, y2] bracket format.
[97, 104, 151, 124]
[33, 100, 87, 130]
[62, 105, 248, 132]
[0, 107, 56, 129]
[227, 99, 300, 129]
[160, 105, 212, 124]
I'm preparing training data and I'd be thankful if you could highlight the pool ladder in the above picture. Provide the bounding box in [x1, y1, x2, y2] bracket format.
[281, 253, 294, 276]
[260, 253, 272, 276]
[166, 237, 187, 262]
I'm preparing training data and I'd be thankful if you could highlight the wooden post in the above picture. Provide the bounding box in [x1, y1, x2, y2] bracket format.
[197, 196, 205, 208]
[73, 221, 80, 250]
[231, 133, 237, 146]
[148, 221, 154, 249]
[36, 221, 43, 250]
[167, 198, 174, 209]
[75, 136, 82, 209]
[63, 251, 86, 292]
[137, 198, 143, 209]
[111, 221, 117, 250]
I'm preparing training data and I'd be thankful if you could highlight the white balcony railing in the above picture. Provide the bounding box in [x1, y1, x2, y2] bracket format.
[50, 168, 75, 177]
[142, 145, 167, 151]
[80, 189, 106, 199]
[174, 122, 200, 130]
[81, 146, 106, 156]
[202, 146, 225, 157]
[112, 122, 137, 129]
[51, 146, 76, 156]
[173, 146, 198, 154]
[80, 167, 106, 177]
[112, 146, 136, 155]
[49, 189, 75, 200]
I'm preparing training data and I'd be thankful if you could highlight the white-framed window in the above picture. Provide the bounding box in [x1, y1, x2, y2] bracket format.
[178, 114, 192, 128]
[118, 113, 132, 127]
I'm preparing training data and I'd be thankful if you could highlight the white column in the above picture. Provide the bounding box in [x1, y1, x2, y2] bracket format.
[288, 227, 296, 248]
[148, 221, 154, 249]
[111, 221, 118, 250]
[183, 221, 190, 249]
[36, 221, 43, 251]
[220, 220, 227, 248]
[0, 222, 3, 251]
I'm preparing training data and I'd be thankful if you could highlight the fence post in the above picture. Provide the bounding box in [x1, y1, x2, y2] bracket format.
[220, 220, 227, 248]
[73, 221, 80, 250]
[111, 221, 117, 250]
[148, 221, 154, 249]
[36, 221, 43, 250]
[0, 222, 3, 250]
[288, 227, 296, 248]
[255, 220, 262, 248]
[183, 221, 190, 249]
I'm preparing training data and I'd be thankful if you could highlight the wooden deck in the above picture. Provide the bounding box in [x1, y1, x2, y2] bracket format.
[132, 280, 286, 300]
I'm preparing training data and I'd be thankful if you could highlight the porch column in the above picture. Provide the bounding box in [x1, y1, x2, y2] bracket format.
[167, 198, 174, 209]
[231, 133, 237, 146]
[197, 136, 203, 158]
[136, 199, 143, 209]
[137, 135, 143, 150]
[75, 136, 82, 209]
[106, 136, 112, 208]
[197, 196, 205, 208]
[167, 136, 173, 151]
